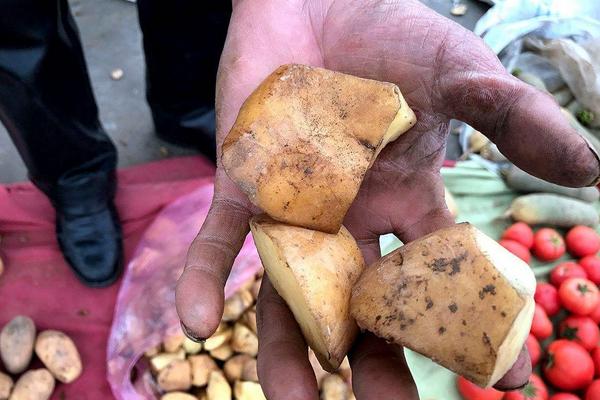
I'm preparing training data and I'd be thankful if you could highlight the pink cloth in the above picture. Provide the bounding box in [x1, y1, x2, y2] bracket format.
[0, 156, 214, 400]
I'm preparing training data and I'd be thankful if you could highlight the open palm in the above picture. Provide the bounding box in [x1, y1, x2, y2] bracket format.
[176, 1, 599, 398]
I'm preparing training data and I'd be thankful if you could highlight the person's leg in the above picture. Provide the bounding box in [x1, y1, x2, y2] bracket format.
[0, 0, 122, 286]
[137, 0, 232, 162]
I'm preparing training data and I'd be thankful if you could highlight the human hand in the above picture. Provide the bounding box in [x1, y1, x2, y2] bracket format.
[176, 1, 600, 398]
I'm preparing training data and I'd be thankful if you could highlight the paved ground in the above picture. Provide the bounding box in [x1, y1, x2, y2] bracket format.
[0, 0, 488, 183]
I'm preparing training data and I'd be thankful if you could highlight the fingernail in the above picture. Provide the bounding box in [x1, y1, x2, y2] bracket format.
[581, 135, 600, 186]
[180, 321, 205, 343]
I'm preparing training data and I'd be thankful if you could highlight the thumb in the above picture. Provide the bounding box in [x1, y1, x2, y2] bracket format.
[176, 173, 253, 339]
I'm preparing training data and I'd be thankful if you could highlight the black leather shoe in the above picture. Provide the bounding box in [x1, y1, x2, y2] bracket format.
[52, 172, 123, 287]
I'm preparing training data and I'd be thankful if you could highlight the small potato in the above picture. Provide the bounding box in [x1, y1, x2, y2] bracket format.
[189, 354, 219, 387]
[34, 330, 82, 383]
[230, 323, 258, 357]
[9, 369, 54, 400]
[182, 337, 202, 355]
[150, 350, 185, 373]
[241, 310, 257, 335]
[160, 392, 197, 400]
[204, 328, 232, 351]
[206, 371, 231, 400]
[163, 332, 186, 353]
[321, 374, 347, 400]
[209, 343, 233, 362]
[0, 315, 36, 374]
[251, 279, 261, 300]
[223, 355, 252, 383]
[0, 254, 4, 278]
[0, 372, 13, 400]
[157, 359, 192, 392]
[222, 290, 254, 322]
[241, 358, 258, 382]
[233, 381, 266, 400]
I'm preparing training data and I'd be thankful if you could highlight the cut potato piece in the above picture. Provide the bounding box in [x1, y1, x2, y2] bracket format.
[250, 215, 366, 371]
[351, 223, 535, 387]
[223, 64, 416, 233]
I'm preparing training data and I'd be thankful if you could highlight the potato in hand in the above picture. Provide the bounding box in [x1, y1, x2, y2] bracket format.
[223, 64, 416, 233]
[250, 215, 365, 371]
[351, 223, 535, 387]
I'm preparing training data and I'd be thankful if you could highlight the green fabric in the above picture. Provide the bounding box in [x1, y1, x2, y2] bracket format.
[377, 160, 599, 399]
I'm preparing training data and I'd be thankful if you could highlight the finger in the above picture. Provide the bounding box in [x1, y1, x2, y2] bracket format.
[349, 333, 419, 400]
[175, 177, 252, 339]
[437, 46, 599, 187]
[493, 347, 531, 391]
[256, 276, 319, 400]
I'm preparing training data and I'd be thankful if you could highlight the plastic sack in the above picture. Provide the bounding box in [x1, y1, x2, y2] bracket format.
[106, 179, 262, 400]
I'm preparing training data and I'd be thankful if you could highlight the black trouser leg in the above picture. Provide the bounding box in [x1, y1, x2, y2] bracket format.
[0, 0, 122, 287]
[137, 0, 231, 161]
[0, 0, 117, 199]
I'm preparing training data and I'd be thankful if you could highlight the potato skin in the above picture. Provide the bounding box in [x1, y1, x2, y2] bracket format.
[351, 223, 532, 387]
[223, 64, 415, 233]
[9, 369, 55, 400]
[34, 330, 82, 383]
[0, 315, 36, 374]
[0, 372, 13, 400]
[251, 215, 366, 371]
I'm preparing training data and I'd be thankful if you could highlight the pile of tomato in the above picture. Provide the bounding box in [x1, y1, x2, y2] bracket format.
[457, 223, 600, 400]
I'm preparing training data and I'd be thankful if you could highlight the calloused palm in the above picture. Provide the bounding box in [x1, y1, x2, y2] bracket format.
[176, 1, 599, 398]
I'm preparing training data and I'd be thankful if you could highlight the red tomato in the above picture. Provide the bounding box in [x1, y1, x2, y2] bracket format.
[503, 374, 548, 400]
[500, 239, 532, 263]
[580, 256, 600, 285]
[503, 222, 535, 249]
[559, 278, 600, 316]
[590, 302, 600, 324]
[566, 226, 600, 258]
[585, 380, 600, 400]
[543, 340, 594, 391]
[549, 394, 581, 400]
[534, 228, 566, 261]
[526, 334, 542, 367]
[456, 376, 503, 400]
[531, 304, 553, 340]
[535, 283, 561, 316]
[551, 262, 588, 287]
[559, 316, 600, 351]
[592, 347, 600, 377]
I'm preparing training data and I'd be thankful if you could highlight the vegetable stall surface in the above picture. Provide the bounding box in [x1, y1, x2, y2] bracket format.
[351, 223, 535, 387]
[249, 215, 365, 371]
[222, 64, 416, 233]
